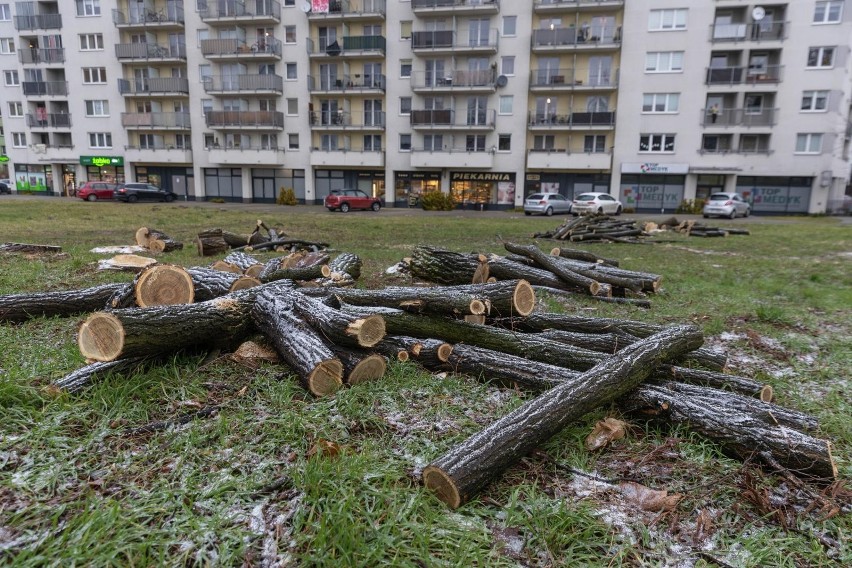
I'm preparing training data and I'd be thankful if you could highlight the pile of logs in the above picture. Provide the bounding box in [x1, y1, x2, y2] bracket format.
[134, 227, 184, 253]
[648, 218, 751, 238]
[195, 220, 329, 257]
[533, 214, 646, 243]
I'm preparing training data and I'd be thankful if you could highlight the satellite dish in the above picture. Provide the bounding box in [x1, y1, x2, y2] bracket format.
[495, 75, 508, 87]
[301, 2, 312, 13]
[752, 6, 766, 20]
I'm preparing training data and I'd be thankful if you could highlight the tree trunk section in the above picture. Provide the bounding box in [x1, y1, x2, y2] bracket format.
[0, 242, 62, 254]
[409, 246, 481, 285]
[186, 267, 260, 302]
[220, 251, 263, 274]
[259, 258, 331, 283]
[654, 364, 773, 401]
[0, 283, 128, 323]
[532, 286, 652, 309]
[148, 238, 184, 253]
[134, 264, 195, 307]
[332, 347, 388, 385]
[135, 227, 170, 248]
[294, 293, 385, 348]
[329, 252, 363, 279]
[196, 229, 230, 257]
[550, 247, 619, 267]
[503, 242, 602, 295]
[52, 356, 153, 393]
[422, 325, 704, 508]
[221, 230, 269, 249]
[442, 344, 576, 392]
[375, 336, 453, 366]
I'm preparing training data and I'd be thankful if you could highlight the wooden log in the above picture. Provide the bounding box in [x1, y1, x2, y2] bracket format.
[221, 229, 269, 249]
[409, 246, 481, 285]
[550, 247, 619, 267]
[329, 252, 363, 279]
[622, 383, 836, 481]
[134, 264, 195, 307]
[375, 336, 453, 366]
[196, 229, 230, 257]
[422, 325, 704, 508]
[503, 242, 602, 295]
[135, 227, 171, 248]
[259, 258, 331, 283]
[332, 348, 388, 385]
[544, 256, 653, 293]
[442, 344, 576, 391]
[209, 260, 244, 274]
[532, 286, 652, 309]
[0, 283, 128, 323]
[148, 238, 184, 253]
[570, 229, 643, 242]
[0, 242, 62, 254]
[237, 238, 330, 253]
[221, 251, 263, 274]
[281, 251, 331, 270]
[654, 365, 773, 401]
[52, 356, 153, 393]
[251, 289, 343, 397]
[537, 329, 634, 354]
[186, 267, 260, 302]
[294, 293, 385, 348]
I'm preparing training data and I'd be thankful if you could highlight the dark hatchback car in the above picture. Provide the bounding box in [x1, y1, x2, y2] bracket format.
[324, 189, 382, 212]
[114, 183, 177, 203]
[0, 181, 11, 194]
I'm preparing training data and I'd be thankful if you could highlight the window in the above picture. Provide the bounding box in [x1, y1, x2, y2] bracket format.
[498, 134, 511, 151]
[584, 135, 607, 153]
[639, 134, 676, 152]
[801, 91, 829, 112]
[4, 69, 18, 85]
[85, 100, 109, 116]
[642, 93, 680, 113]
[0, 38, 13, 54]
[7, 101, 22, 116]
[400, 97, 411, 115]
[645, 52, 684, 73]
[284, 0, 295, 6]
[399, 134, 411, 151]
[648, 9, 687, 31]
[795, 133, 823, 154]
[0, 5, 10, 21]
[286, 98, 298, 115]
[813, 1, 844, 23]
[501, 56, 515, 76]
[807, 47, 835, 68]
[82, 67, 107, 84]
[503, 16, 517, 36]
[285, 63, 297, 79]
[400, 59, 412, 78]
[12, 132, 25, 147]
[498, 95, 513, 115]
[363, 135, 382, 151]
[202, 98, 213, 116]
[533, 135, 555, 151]
[76, 0, 101, 16]
[284, 26, 296, 44]
[89, 132, 112, 148]
[466, 135, 486, 152]
[288, 133, 299, 150]
[197, 29, 209, 46]
[79, 34, 104, 51]
[400, 21, 412, 40]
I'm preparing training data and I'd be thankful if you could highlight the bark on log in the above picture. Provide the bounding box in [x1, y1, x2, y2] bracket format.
[622, 383, 836, 481]
[329, 252, 363, 279]
[52, 356, 153, 393]
[221, 251, 263, 273]
[422, 325, 704, 508]
[251, 289, 343, 396]
[259, 258, 331, 283]
[654, 365, 773, 401]
[409, 246, 481, 285]
[209, 261, 244, 274]
[148, 238, 184, 253]
[237, 238, 330, 253]
[0, 283, 128, 323]
[442, 344, 577, 392]
[503, 242, 602, 295]
[186, 267, 260, 302]
[550, 247, 619, 267]
[135, 227, 171, 248]
[294, 293, 385, 348]
[375, 336, 453, 366]
[0, 242, 62, 254]
[221, 230, 269, 249]
[332, 348, 388, 385]
[196, 229, 230, 257]
[532, 286, 652, 309]
[537, 329, 635, 354]
[134, 264, 195, 307]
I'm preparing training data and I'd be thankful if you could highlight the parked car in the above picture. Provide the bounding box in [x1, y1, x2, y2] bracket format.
[571, 192, 623, 216]
[524, 193, 573, 216]
[77, 181, 117, 201]
[324, 189, 382, 212]
[702, 192, 750, 219]
[0, 180, 11, 194]
[114, 183, 177, 203]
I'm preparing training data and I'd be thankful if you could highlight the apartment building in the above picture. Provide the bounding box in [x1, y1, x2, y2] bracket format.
[0, 1, 849, 213]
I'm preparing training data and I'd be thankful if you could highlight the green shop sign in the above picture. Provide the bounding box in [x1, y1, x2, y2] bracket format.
[0, 155, 9, 163]
[80, 156, 124, 167]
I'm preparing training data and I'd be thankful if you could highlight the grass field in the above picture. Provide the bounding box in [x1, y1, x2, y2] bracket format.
[0, 200, 850, 567]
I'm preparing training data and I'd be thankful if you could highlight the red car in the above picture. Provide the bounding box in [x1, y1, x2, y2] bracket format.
[77, 181, 117, 201]
[324, 189, 382, 212]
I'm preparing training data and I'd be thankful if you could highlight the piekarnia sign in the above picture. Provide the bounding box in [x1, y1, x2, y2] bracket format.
[451, 172, 514, 182]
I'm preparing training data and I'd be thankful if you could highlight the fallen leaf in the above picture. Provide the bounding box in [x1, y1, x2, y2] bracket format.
[585, 417, 628, 451]
[307, 439, 342, 460]
[619, 481, 682, 512]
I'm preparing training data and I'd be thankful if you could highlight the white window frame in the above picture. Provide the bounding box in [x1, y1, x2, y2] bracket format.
[639, 134, 676, 153]
[286, 98, 298, 115]
[7, 101, 22, 117]
[0, 38, 14, 54]
[399, 96, 412, 115]
[795, 133, 823, 154]
[85, 100, 110, 117]
[79, 34, 104, 51]
[82, 67, 107, 84]
[285, 62, 297, 80]
[12, 132, 26, 147]
[3, 69, 18, 85]
[400, 59, 412, 78]
[645, 51, 684, 73]
[813, 1, 844, 24]
[400, 21, 412, 40]
[648, 9, 688, 31]
[288, 133, 299, 150]
[642, 93, 680, 114]
[801, 91, 829, 112]
[284, 26, 296, 44]
[807, 46, 835, 68]
[503, 16, 517, 37]
[0, 5, 11, 21]
[498, 95, 513, 115]
[501, 56, 515, 76]
[89, 132, 113, 149]
[399, 133, 412, 152]
[76, 0, 101, 17]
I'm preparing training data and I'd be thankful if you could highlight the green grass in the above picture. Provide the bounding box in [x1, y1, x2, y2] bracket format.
[0, 201, 850, 566]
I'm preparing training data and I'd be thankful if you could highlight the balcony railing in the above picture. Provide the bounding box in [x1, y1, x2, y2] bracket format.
[710, 21, 786, 42]
[26, 113, 72, 128]
[528, 111, 616, 127]
[534, 0, 624, 9]
[121, 112, 192, 128]
[125, 142, 192, 151]
[22, 81, 68, 96]
[705, 65, 783, 85]
[307, 35, 386, 55]
[411, 69, 496, 89]
[411, 29, 499, 51]
[117, 77, 190, 95]
[307, 74, 386, 91]
[309, 111, 387, 127]
[700, 107, 777, 127]
[205, 110, 285, 128]
[308, 0, 387, 17]
[203, 74, 284, 93]
[529, 67, 619, 88]
[207, 143, 283, 151]
[19, 48, 65, 65]
[112, 2, 185, 26]
[201, 0, 281, 21]
[14, 14, 62, 30]
[532, 26, 621, 48]
[115, 42, 187, 60]
[412, 0, 501, 12]
[200, 38, 282, 57]
[410, 109, 496, 127]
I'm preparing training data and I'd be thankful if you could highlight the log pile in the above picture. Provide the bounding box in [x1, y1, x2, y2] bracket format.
[533, 214, 647, 243]
[135, 227, 184, 253]
[648, 218, 751, 238]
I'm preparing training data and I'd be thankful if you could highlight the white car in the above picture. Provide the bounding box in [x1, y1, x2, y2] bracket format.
[703, 192, 751, 219]
[571, 192, 623, 216]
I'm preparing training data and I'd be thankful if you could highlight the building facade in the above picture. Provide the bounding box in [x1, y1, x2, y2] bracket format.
[0, 0, 849, 213]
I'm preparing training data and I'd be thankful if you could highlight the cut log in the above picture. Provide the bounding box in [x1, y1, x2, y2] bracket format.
[98, 254, 158, 272]
[409, 246, 481, 285]
[134, 264, 195, 307]
[503, 242, 602, 295]
[52, 356, 153, 393]
[0, 283, 128, 323]
[221, 229, 269, 249]
[422, 325, 704, 508]
[148, 238, 184, 253]
[186, 267, 260, 302]
[442, 344, 576, 392]
[375, 336, 453, 367]
[0, 242, 62, 254]
[550, 247, 619, 267]
[622, 382, 836, 481]
[135, 228, 171, 248]
[237, 238, 330, 253]
[196, 229, 230, 257]
[221, 251, 263, 274]
[209, 260, 244, 274]
[328, 252, 363, 279]
[281, 251, 331, 270]
[259, 258, 331, 283]
[294, 293, 385, 348]
[532, 286, 652, 309]
[537, 329, 635, 354]
[251, 289, 343, 396]
[332, 348, 388, 385]
[654, 365, 772, 401]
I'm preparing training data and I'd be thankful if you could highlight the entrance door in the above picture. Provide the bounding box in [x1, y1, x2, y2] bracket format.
[171, 174, 186, 197]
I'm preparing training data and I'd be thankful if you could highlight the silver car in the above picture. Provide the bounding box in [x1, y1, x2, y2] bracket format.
[524, 193, 573, 216]
[703, 192, 750, 219]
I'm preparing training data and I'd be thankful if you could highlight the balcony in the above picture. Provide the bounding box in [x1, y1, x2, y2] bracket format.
[205, 110, 285, 129]
[410, 148, 494, 169]
[113, 2, 185, 30]
[118, 77, 190, 96]
[307, 36, 386, 58]
[410, 69, 496, 93]
[307, 0, 387, 20]
[410, 109, 496, 129]
[533, 0, 625, 14]
[527, 149, 611, 170]
[309, 111, 387, 129]
[19, 48, 65, 65]
[200, 38, 282, 60]
[528, 110, 615, 129]
[206, 145, 286, 165]
[310, 148, 385, 168]
[710, 21, 786, 43]
[121, 112, 192, 129]
[200, 0, 281, 24]
[307, 74, 386, 93]
[203, 74, 284, 94]
[531, 26, 621, 52]
[529, 67, 619, 91]
[14, 14, 62, 30]
[412, 0, 500, 16]
[700, 107, 777, 127]
[411, 29, 499, 54]
[705, 65, 783, 86]
[125, 145, 193, 164]
[26, 113, 71, 128]
[115, 42, 187, 62]
[22, 81, 68, 96]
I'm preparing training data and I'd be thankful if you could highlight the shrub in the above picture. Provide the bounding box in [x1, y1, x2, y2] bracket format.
[210, 197, 226, 204]
[277, 187, 297, 206]
[676, 198, 705, 214]
[420, 191, 456, 211]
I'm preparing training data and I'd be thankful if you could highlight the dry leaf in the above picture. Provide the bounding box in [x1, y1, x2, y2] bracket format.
[230, 340, 280, 368]
[307, 439, 342, 459]
[585, 417, 628, 451]
[619, 481, 682, 512]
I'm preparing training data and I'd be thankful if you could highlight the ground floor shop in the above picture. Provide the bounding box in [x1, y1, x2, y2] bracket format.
[313, 169, 385, 205]
[449, 171, 517, 210]
[202, 168, 307, 203]
[134, 166, 194, 199]
[394, 171, 442, 207]
[523, 172, 611, 201]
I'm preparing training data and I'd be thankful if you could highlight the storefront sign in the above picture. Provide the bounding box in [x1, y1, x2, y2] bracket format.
[80, 156, 124, 167]
[621, 162, 689, 175]
[451, 172, 514, 182]
[396, 171, 441, 181]
[0, 155, 9, 163]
